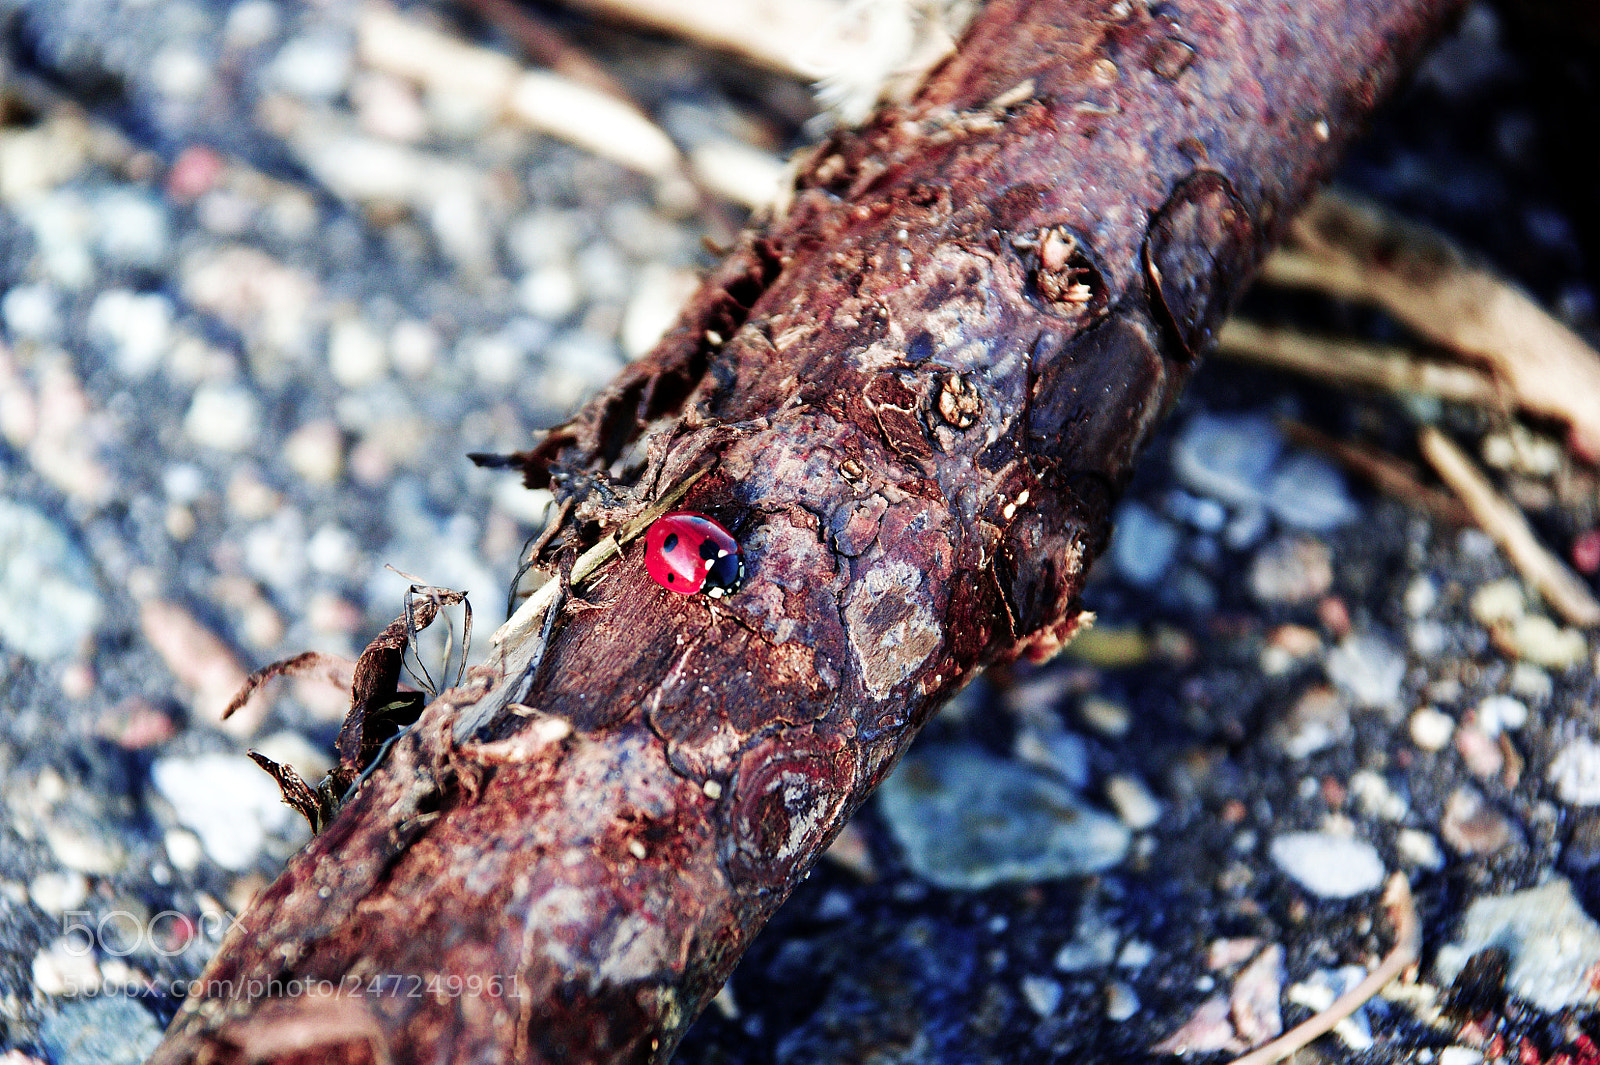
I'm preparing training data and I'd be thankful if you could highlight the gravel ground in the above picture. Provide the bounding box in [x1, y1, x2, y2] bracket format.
[2, 2, 1600, 1063]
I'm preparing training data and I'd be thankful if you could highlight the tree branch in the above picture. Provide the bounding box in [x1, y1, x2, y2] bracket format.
[150, 0, 1464, 1061]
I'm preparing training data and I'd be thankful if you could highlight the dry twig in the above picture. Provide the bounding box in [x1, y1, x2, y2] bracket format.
[1225, 873, 1421, 1065]
[1216, 318, 1500, 406]
[1420, 426, 1600, 627]
[1261, 189, 1600, 461]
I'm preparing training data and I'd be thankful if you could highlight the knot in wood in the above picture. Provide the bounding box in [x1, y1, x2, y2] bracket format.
[1144, 170, 1253, 359]
[1028, 225, 1107, 324]
[936, 373, 981, 430]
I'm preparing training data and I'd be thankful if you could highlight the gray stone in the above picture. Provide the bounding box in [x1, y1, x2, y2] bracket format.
[38, 995, 163, 1064]
[0, 500, 102, 660]
[878, 747, 1129, 891]
[1434, 878, 1600, 1012]
[1325, 632, 1407, 710]
[1172, 411, 1282, 507]
[1265, 452, 1358, 530]
[1109, 500, 1181, 588]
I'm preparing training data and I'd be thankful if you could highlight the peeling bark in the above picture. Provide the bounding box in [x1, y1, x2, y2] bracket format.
[151, 0, 1464, 1062]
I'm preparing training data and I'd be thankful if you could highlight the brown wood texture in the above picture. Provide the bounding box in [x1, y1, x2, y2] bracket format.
[151, 0, 1464, 1061]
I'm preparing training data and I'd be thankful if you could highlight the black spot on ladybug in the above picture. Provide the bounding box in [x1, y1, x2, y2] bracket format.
[699, 540, 719, 562]
[663, 532, 679, 553]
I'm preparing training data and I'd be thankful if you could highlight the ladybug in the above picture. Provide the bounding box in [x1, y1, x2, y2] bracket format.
[644, 512, 744, 598]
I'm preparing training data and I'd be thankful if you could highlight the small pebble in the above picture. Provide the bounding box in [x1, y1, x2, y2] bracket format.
[1349, 770, 1408, 821]
[1440, 786, 1519, 855]
[1505, 615, 1587, 670]
[1020, 975, 1063, 1017]
[1172, 411, 1282, 508]
[1409, 707, 1454, 752]
[327, 315, 389, 387]
[1396, 828, 1445, 871]
[1105, 981, 1140, 1022]
[1109, 500, 1181, 588]
[1455, 726, 1504, 781]
[1549, 738, 1600, 806]
[28, 871, 90, 915]
[268, 33, 354, 101]
[0, 500, 103, 660]
[1078, 694, 1132, 737]
[1269, 831, 1386, 898]
[93, 189, 172, 269]
[184, 382, 260, 452]
[151, 753, 302, 870]
[1275, 685, 1350, 759]
[1249, 534, 1333, 604]
[1474, 694, 1528, 735]
[1264, 452, 1358, 530]
[31, 943, 102, 998]
[1470, 579, 1525, 627]
[1438, 1049, 1483, 1065]
[1106, 774, 1162, 831]
[86, 289, 174, 377]
[1054, 910, 1121, 972]
[1324, 631, 1406, 710]
[1403, 576, 1438, 618]
[1508, 662, 1553, 701]
[283, 419, 345, 485]
[1163, 489, 1228, 533]
[1, 283, 63, 341]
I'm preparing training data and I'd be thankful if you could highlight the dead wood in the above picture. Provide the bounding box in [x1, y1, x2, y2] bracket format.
[149, 1, 1465, 1062]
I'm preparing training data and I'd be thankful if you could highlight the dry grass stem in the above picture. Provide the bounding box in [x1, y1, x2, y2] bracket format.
[1259, 190, 1600, 460]
[358, 5, 683, 179]
[1420, 426, 1600, 627]
[1217, 319, 1501, 405]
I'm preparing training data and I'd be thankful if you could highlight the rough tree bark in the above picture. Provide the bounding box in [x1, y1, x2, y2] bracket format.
[151, 0, 1464, 1061]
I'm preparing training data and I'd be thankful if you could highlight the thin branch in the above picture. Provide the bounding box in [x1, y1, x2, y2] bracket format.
[1420, 426, 1600, 627]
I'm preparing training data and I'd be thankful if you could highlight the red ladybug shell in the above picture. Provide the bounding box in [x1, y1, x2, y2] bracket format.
[644, 512, 744, 598]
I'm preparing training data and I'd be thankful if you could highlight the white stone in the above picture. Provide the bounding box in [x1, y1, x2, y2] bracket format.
[1269, 832, 1386, 899]
[1550, 739, 1600, 806]
[1434, 878, 1600, 1012]
[86, 289, 174, 377]
[1409, 707, 1454, 752]
[269, 33, 354, 101]
[1, 283, 62, 340]
[1106, 774, 1163, 831]
[184, 383, 260, 452]
[1475, 695, 1528, 735]
[327, 316, 388, 387]
[1325, 632, 1406, 710]
[1020, 975, 1063, 1017]
[151, 753, 299, 871]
